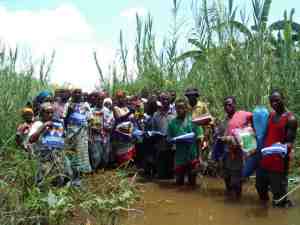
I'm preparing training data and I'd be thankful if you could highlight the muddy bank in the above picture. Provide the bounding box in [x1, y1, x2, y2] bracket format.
[125, 177, 300, 225]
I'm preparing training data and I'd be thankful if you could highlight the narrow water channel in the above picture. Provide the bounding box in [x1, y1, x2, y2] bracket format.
[125, 177, 300, 225]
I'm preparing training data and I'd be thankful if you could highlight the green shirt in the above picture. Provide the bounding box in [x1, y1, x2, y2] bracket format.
[167, 116, 203, 166]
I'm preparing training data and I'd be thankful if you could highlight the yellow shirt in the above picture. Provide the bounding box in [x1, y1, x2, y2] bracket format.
[188, 101, 213, 140]
[188, 100, 210, 120]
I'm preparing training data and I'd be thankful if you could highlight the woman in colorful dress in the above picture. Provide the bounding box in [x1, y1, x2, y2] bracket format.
[112, 90, 135, 166]
[102, 97, 115, 167]
[65, 88, 92, 176]
[167, 98, 204, 186]
[28, 103, 66, 187]
[88, 92, 104, 171]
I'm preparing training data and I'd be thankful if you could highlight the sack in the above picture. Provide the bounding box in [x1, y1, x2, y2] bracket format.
[146, 131, 165, 137]
[115, 122, 134, 142]
[227, 111, 252, 136]
[116, 122, 133, 134]
[253, 106, 269, 150]
[192, 114, 212, 126]
[170, 132, 195, 144]
[233, 126, 257, 157]
[41, 122, 64, 150]
[69, 112, 87, 126]
[242, 152, 260, 177]
[192, 115, 212, 126]
[212, 140, 225, 161]
[261, 143, 288, 158]
[132, 128, 144, 143]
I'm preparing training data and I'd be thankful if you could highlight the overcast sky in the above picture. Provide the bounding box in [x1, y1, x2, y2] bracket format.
[0, 0, 299, 91]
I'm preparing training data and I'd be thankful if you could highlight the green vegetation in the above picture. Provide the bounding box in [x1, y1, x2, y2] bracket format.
[95, 0, 300, 170]
[0, 147, 139, 225]
[2, 0, 300, 224]
[97, 0, 300, 120]
[0, 46, 54, 148]
[0, 45, 139, 225]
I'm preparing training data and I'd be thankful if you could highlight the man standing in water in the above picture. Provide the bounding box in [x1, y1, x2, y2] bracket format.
[153, 92, 176, 179]
[256, 90, 298, 207]
[221, 96, 252, 199]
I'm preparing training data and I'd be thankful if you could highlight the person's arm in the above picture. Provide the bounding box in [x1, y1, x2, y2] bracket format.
[166, 120, 175, 150]
[29, 122, 52, 143]
[247, 113, 253, 127]
[194, 123, 204, 159]
[16, 124, 25, 146]
[16, 134, 22, 146]
[285, 115, 298, 149]
[284, 114, 298, 170]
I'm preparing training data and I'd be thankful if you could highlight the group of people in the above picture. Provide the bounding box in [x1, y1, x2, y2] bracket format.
[15, 86, 298, 208]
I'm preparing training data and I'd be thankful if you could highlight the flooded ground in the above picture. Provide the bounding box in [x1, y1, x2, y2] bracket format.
[125, 176, 300, 225]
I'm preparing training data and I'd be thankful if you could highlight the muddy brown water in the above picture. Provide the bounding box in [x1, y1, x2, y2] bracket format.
[125, 177, 300, 225]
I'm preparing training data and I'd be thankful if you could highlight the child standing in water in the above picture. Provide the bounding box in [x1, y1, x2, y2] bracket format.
[167, 98, 204, 186]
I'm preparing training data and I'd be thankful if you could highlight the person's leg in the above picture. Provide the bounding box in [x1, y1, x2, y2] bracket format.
[156, 150, 168, 179]
[175, 170, 185, 186]
[89, 139, 102, 171]
[63, 154, 73, 184]
[68, 152, 81, 186]
[77, 129, 92, 173]
[270, 172, 292, 207]
[166, 149, 175, 179]
[187, 171, 197, 186]
[231, 170, 242, 199]
[188, 160, 199, 186]
[223, 168, 232, 196]
[134, 143, 144, 169]
[53, 151, 67, 187]
[255, 167, 270, 202]
[102, 141, 110, 168]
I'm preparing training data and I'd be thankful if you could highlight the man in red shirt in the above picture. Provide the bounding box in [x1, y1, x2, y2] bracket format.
[256, 90, 298, 207]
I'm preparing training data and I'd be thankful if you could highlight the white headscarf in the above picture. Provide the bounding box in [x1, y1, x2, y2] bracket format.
[103, 98, 113, 107]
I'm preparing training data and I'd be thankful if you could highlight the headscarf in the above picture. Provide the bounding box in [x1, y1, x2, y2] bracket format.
[116, 90, 125, 98]
[36, 90, 52, 103]
[185, 88, 200, 97]
[21, 107, 34, 115]
[103, 97, 113, 107]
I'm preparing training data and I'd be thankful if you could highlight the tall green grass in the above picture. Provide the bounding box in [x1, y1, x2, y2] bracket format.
[95, 0, 300, 174]
[97, 0, 300, 122]
[0, 45, 139, 225]
[0, 45, 54, 148]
